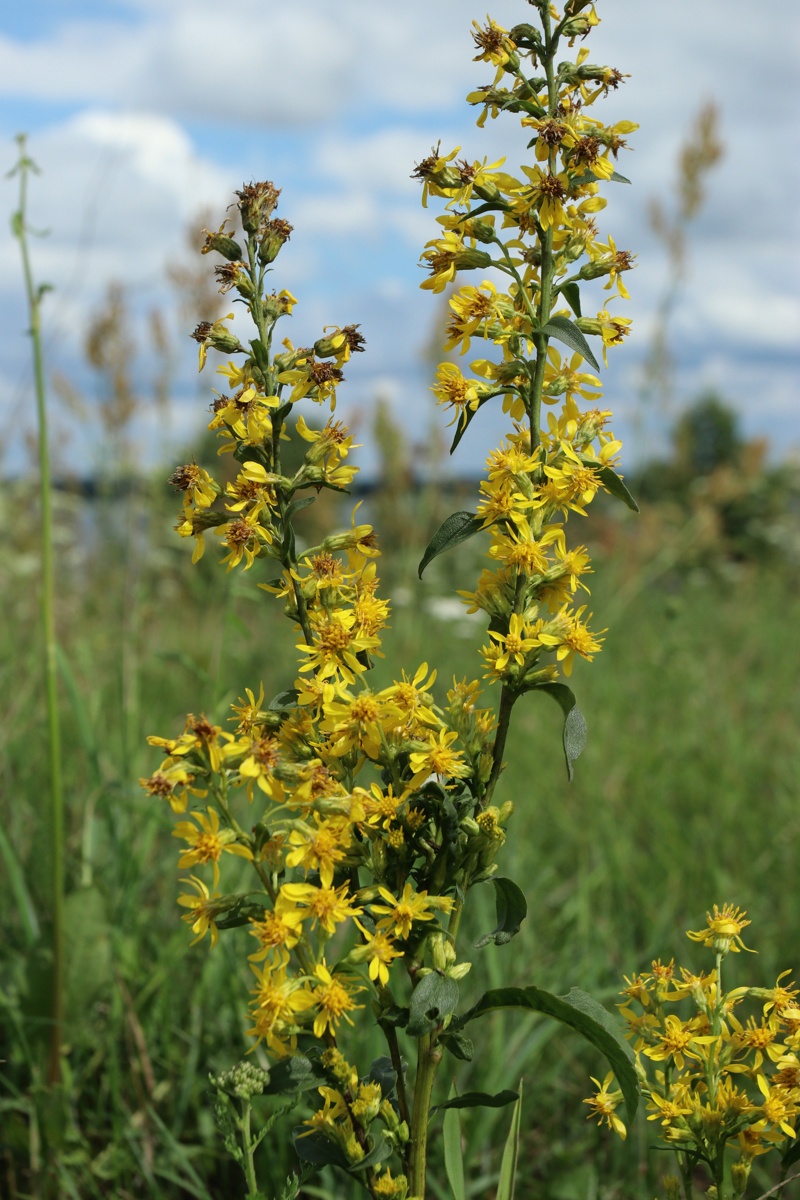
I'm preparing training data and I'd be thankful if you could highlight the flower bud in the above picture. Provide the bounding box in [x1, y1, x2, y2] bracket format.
[201, 223, 243, 261]
[455, 248, 494, 271]
[211, 1060, 269, 1099]
[236, 180, 281, 234]
[191, 316, 245, 364]
[258, 218, 293, 265]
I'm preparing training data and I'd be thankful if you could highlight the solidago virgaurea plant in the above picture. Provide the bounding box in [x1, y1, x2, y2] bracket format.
[588, 905, 800, 1200]
[142, 3, 650, 1196]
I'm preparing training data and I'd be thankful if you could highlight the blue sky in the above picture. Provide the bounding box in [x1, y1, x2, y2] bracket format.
[1, 0, 798, 477]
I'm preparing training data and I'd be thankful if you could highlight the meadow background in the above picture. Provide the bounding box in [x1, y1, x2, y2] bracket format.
[2, 0, 800, 1197]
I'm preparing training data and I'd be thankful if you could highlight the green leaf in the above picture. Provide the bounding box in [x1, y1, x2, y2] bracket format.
[264, 1055, 324, 1095]
[561, 282, 582, 318]
[528, 683, 586, 781]
[594, 463, 639, 513]
[250, 338, 270, 373]
[433, 1089, 518, 1117]
[443, 1085, 466, 1200]
[456, 987, 638, 1124]
[418, 512, 485, 579]
[407, 972, 459, 1037]
[286, 496, 315, 520]
[268, 688, 299, 711]
[539, 314, 600, 372]
[367, 1056, 397, 1098]
[610, 170, 631, 184]
[292, 1128, 347, 1168]
[475, 877, 528, 948]
[441, 1031, 474, 1062]
[496, 1081, 523, 1200]
[348, 1135, 392, 1173]
[781, 1137, 800, 1171]
[449, 394, 491, 455]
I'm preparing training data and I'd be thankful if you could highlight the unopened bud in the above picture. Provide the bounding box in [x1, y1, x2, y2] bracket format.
[455, 248, 493, 272]
[191, 319, 244, 357]
[258, 217, 293, 265]
[236, 180, 281, 235]
[201, 224, 243, 261]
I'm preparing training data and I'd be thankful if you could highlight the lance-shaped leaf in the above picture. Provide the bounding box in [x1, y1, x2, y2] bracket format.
[433, 1089, 519, 1117]
[418, 512, 485, 579]
[496, 1082, 523, 1200]
[561, 281, 582, 318]
[292, 1128, 347, 1168]
[441, 1030, 474, 1061]
[454, 986, 638, 1124]
[538, 314, 601, 372]
[443, 1086, 466, 1200]
[593, 463, 639, 513]
[475, 877, 528, 948]
[527, 682, 586, 781]
[449, 393, 491, 455]
[407, 972, 459, 1037]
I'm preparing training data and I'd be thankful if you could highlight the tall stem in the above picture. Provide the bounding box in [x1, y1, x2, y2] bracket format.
[408, 1033, 442, 1198]
[12, 134, 65, 1087]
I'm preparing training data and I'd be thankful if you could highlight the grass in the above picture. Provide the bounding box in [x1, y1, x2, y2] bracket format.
[1, 480, 798, 1198]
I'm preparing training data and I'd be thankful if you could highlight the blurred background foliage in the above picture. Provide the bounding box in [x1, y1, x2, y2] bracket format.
[1, 106, 799, 1200]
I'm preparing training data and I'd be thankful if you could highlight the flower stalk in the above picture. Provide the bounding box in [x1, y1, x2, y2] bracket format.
[10, 133, 65, 1087]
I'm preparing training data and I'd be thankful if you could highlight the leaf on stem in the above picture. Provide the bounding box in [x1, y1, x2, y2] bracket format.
[407, 972, 459, 1037]
[433, 1088, 519, 1116]
[454, 987, 638, 1123]
[538, 314, 601, 372]
[264, 1055, 325, 1095]
[561, 282, 582, 318]
[591, 463, 639, 513]
[526, 682, 586, 781]
[418, 512, 485, 579]
[474, 877, 528, 948]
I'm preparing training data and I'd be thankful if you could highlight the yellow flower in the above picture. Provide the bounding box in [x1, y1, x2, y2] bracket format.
[247, 899, 306, 961]
[484, 613, 539, 676]
[310, 961, 364, 1039]
[286, 816, 352, 888]
[139, 759, 206, 814]
[408, 729, 469, 785]
[583, 1073, 626, 1139]
[172, 807, 253, 887]
[686, 904, 753, 956]
[373, 882, 453, 940]
[642, 1014, 716, 1071]
[352, 924, 403, 987]
[176, 876, 222, 947]
[279, 881, 362, 935]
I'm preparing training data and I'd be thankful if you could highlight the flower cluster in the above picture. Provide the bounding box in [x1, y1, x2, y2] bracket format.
[414, 10, 637, 695]
[144, 3, 639, 1195]
[587, 906, 800, 1198]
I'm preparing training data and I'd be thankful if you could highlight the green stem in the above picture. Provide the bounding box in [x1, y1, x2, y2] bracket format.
[484, 683, 517, 804]
[408, 1033, 442, 1198]
[12, 134, 65, 1088]
[240, 1100, 260, 1197]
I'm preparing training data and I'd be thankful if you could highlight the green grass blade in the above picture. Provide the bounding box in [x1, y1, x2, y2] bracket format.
[0, 823, 40, 946]
[495, 1080, 523, 1200]
[443, 1084, 466, 1200]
